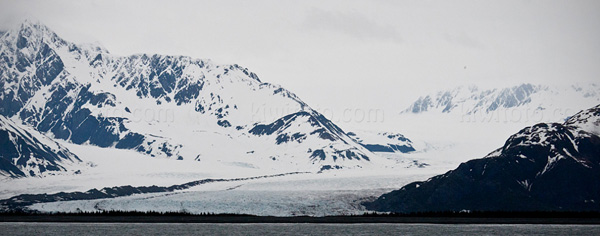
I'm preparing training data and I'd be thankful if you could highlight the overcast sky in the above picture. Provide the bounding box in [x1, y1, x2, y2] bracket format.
[1, 0, 599, 130]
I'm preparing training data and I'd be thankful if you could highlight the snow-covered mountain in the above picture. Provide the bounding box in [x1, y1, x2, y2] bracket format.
[347, 131, 415, 153]
[366, 104, 600, 213]
[0, 20, 386, 174]
[0, 115, 80, 177]
[402, 83, 600, 122]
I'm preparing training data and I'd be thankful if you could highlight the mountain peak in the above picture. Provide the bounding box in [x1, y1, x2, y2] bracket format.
[20, 18, 43, 28]
[17, 19, 55, 36]
[0, 19, 66, 50]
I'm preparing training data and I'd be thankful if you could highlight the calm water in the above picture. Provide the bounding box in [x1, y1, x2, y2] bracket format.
[1, 222, 599, 236]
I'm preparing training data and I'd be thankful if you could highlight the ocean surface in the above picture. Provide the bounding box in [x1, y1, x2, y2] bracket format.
[1, 222, 599, 235]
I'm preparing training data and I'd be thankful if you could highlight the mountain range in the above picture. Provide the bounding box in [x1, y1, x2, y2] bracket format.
[402, 83, 600, 123]
[0, 20, 399, 176]
[1, 20, 599, 215]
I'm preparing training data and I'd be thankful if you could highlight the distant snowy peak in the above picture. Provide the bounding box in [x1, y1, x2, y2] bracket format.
[403, 83, 600, 119]
[405, 83, 542, 114]
[347, 131, 415, 153]
[0, 115, 80, 177]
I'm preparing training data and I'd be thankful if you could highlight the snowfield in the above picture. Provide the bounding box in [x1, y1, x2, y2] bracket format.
[1, 137, 448, 216]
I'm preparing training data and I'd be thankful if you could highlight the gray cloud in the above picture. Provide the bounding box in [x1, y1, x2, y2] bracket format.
[302, 8, 401, 43]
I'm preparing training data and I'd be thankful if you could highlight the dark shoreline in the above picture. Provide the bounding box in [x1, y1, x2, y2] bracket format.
[2, 216, 600, 224]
